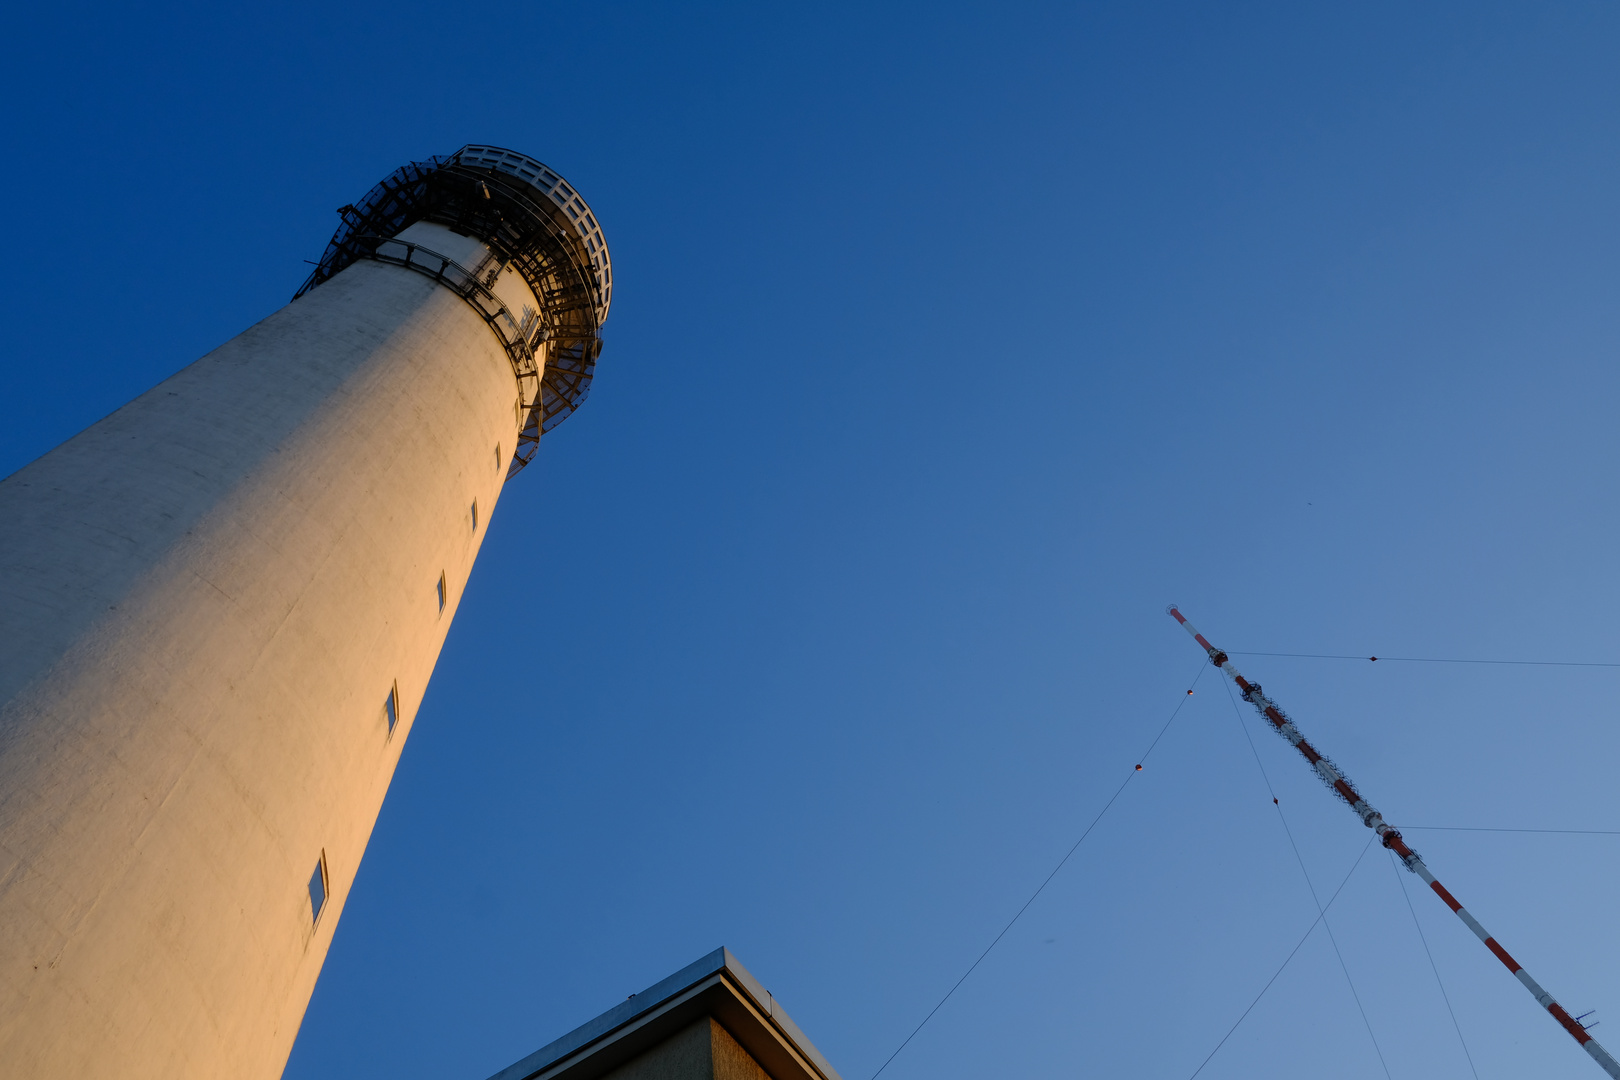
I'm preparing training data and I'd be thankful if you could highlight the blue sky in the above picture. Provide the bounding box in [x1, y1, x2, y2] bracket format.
[6, 3, 1620, 1078]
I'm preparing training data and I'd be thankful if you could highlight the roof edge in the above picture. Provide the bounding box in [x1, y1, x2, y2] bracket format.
[482, 948, 840, 1080]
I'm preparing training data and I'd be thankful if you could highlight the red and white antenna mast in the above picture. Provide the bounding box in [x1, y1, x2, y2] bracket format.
[1168, 606, 1620, 1078]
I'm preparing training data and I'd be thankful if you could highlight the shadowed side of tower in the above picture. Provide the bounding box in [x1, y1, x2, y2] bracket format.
[0, 147, 610, 1080]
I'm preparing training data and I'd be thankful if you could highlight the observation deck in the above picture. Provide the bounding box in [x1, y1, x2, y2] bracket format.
[297, 145, 611, 471]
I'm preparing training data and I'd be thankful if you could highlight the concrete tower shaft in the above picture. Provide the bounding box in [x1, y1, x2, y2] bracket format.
[0, 147, 608, 1080]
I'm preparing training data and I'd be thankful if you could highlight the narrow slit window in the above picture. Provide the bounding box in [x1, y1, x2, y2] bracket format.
[383, 683, 398, 733]
[437, 573, 447, 613]
[514, 397, 522, 427]
[470, 499, 479, 531]
[308, 853, 328, 926]
[495, 443, 502, 472]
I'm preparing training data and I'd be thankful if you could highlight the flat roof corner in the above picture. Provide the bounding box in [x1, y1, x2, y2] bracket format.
[483, 948, 840, 1080]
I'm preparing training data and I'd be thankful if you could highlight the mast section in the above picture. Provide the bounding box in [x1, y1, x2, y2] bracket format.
[1167, 606, 1620, 1078]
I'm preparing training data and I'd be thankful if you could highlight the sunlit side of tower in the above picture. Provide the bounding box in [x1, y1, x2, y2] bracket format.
[0, 146, 610, 1080]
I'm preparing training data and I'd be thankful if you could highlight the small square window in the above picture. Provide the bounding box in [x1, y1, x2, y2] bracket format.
[383, 683, 398, 733]
[471, 499, 479, 531]
[437, 573, 447, 613]
[308, 853, 328, 926]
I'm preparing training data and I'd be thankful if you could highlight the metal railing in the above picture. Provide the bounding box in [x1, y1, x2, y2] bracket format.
[352, 237, 547, 466]
[294, 148, 606, 471]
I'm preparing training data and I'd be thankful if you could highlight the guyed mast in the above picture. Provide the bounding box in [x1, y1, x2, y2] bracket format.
[1168, 606, 1620, 1078]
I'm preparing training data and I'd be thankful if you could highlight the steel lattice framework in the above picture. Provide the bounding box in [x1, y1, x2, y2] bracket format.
[295, 145, 611, 476]
[1168, 606, 1620, 1078]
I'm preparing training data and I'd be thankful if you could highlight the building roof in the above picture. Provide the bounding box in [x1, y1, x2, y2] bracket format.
[483, 948, 841, 1080]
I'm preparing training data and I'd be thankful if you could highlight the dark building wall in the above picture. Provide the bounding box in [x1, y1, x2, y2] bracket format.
[709, 1019, 774, 1080]
[604, 1018, 773, 1080]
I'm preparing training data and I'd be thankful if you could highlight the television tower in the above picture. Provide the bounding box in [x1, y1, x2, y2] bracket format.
[0, 146, 610, 1080]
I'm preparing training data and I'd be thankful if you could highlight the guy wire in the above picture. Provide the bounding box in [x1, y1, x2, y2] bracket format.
[1185, 834, 1378, 1080]
[867, 660, 1208, 1080]
[1389, 851, 1480, 1080]
[1219, 675, 1391, 1080]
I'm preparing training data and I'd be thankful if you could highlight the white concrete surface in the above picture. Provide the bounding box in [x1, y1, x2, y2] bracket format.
[0, 223, 539, 1079]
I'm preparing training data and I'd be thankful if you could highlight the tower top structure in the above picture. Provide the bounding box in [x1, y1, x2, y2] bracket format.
[297, 144, 611, 469]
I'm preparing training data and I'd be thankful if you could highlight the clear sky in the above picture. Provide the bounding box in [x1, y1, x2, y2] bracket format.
[5, 3, 1620, 1078]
